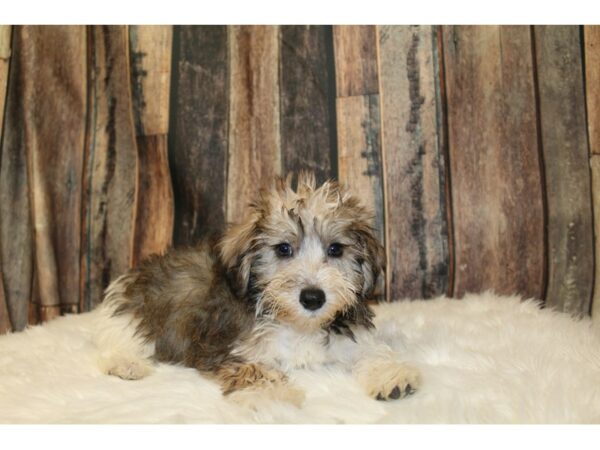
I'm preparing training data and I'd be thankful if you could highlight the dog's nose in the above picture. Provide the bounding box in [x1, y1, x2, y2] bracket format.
[299, 288, 326, 311]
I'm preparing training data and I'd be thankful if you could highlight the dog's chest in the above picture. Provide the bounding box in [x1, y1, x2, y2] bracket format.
[233, 324, 333, 371]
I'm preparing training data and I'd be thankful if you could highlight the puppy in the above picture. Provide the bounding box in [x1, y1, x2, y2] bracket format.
[93, 172, 420, 405]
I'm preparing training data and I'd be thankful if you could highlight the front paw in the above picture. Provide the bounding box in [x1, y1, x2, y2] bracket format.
[217, 362, 305, 409]
[355, 358, 421, 401]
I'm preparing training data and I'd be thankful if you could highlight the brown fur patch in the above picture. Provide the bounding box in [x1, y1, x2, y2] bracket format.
[215, 362, 287, 395]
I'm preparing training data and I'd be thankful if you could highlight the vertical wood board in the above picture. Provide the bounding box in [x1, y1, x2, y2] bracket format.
[378, 25, 450, 300]
[279, 25, 337, 183]
[20, 26, 87, 319]
[129, 26, 174, 264]
[535, 25, 594, 316]
[585, 26, 600, 155]
[333, 25, 379, 97]
[0, 26, 11, 136]
[334, 25, 385, 299]
[336, 95, 385, 241]
[132, 134, 174, 264]
[169, 26, 229, 245]
[0, 26, 33, 331]
[443, 25, 545, 300]
[590, 156, 600, 322]
[0, 25, 12, 333]
[129, 25, 173, 136]
[81, 25, 139, 311]
[227, 25, 281, 224]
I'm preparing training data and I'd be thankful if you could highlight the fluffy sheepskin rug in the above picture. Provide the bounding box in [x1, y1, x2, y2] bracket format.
[1, 292, 600, 424]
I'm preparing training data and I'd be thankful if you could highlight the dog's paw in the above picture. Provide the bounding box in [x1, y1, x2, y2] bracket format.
[218, 362, 305, 409]
[101, 355, 154, 380]
[355, 358, 421, 401]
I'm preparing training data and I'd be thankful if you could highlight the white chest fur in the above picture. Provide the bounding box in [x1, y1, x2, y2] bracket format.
[232, 322, 346, 372]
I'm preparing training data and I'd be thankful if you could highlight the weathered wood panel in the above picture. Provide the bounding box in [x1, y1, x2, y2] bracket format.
[377, 25, 449, 300]
[16, 27, 87, 321]
[0, 26, 32, 331]
[585, 26, 600, 155]
[81, 26, 139, 312]
[588, 26, 600, 322]
[535, 26, 594, 316]
[129, 26, 174, 264]
[227, 25, 281, 224]
[280, 25, 337, 183]
[129, 25, 172, 136]
[336, 95, 385, 241]
[443, 25, 545, 300]
[170, 26, 228, 245]
[0, 25, 12, 333]
[590, 156, 600, 322]
[334, 25, 385, 299]
[333, 25, 379, 97]
[0, 26, 10, 135]
[132, 135, 174, 264]
[0, 274, 8, 334]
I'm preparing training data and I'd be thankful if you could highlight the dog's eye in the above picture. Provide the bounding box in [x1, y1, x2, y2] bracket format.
[275, 243, 293, 258]
[327, 243, 344, 258]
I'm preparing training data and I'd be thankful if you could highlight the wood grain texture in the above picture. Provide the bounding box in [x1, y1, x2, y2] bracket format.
[227, 25, 281, 224]
[336, 95, 385, 241]
[333, 26, 379, 97]
[590, 156, 600, 322]
[132, 135, 174, 264]
[81, 26, 139, 311]
[378, 25, 449, 300]
[0, 26, 33, 332]
[443, 26, 545, 300]
[169, 26, 229, 245]
[129, 26, 174, 265]
[0, 25, 12, 333]
[535, 26, 594, 316]
[129, 25, 173, 136]
[0, 26, 10, 136]
[585, 26, 600, 155]
[0, 274, 8, 334]
[16, 27, 87, 321]
[280, 25, 337, 183]
[334, 25, 385, 299]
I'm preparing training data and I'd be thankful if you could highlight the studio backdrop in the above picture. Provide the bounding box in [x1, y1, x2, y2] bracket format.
[0, 25, 599, 334]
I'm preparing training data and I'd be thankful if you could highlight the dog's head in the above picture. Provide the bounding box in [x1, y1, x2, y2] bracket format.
[218, 172, 384, 333]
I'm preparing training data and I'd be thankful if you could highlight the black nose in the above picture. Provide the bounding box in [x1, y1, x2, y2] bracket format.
[299, 288, 326, 311]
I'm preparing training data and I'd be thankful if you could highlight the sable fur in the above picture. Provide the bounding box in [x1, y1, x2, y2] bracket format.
[94, 172, 419, 403]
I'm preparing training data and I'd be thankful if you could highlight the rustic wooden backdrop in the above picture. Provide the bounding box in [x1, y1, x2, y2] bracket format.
[0, 25, 599, 335]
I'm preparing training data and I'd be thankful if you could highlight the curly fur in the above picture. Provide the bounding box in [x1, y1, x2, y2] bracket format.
[92, 173, 416, 404]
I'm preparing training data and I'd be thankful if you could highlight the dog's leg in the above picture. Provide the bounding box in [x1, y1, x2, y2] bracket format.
[329, 329, 421, 401]
[213, 361, 305, 408]
[93, 277, 155, 380]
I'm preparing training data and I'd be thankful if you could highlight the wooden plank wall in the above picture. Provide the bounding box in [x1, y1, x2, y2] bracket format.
[443, 26, 545, 301]
[1, 25, 599, 333]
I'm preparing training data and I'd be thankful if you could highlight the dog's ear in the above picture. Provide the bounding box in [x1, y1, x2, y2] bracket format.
[354, 223, 386, 298]
[218, 212, 260, 297]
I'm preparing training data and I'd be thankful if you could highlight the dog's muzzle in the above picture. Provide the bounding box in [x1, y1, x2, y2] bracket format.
[299, 288, 326, 311]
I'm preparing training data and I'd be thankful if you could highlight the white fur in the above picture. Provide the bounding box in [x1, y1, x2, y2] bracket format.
[2, 292, 600, 423]
[230, 314, 411, 382]
[93, 276, 155, 379]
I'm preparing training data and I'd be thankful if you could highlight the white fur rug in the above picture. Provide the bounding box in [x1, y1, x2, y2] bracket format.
[1, 292, 600, 424]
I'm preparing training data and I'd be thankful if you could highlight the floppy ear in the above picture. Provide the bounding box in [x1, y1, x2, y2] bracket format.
[354, 224, 386, 298]
[218, 212, 260, 298]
